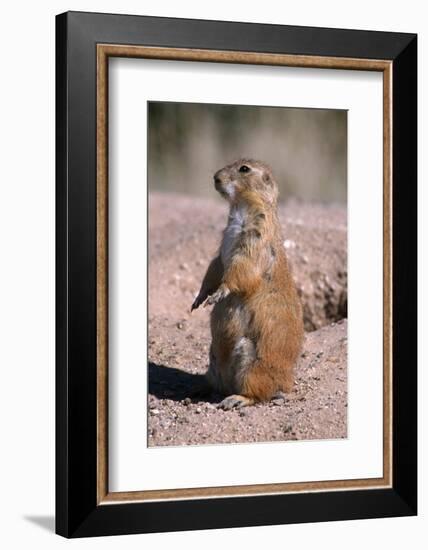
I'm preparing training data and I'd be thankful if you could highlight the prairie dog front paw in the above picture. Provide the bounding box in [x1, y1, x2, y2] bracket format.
[204, 284, 230, 307]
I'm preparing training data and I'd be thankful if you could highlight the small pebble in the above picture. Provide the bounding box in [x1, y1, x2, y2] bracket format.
[150, 409, 160, 416]
[272, 398, 285, 406]
[283, 239, 296, 249]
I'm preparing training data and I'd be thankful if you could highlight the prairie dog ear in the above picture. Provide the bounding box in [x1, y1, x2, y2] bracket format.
[263, 172, 276, 187]
[262, 171, 273, 185]
[264, 173, 278, 203]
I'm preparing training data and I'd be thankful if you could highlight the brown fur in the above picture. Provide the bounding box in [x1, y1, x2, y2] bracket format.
[191, 159, 304, 409]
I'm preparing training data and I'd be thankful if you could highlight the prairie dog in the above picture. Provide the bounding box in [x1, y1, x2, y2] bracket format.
[192, 159, 304, 409]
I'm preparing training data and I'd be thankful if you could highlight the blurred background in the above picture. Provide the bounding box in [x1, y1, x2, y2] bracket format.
[148, 101, 347, 204]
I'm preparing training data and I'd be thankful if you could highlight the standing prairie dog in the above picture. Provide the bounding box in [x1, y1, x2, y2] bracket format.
[191, 159, 304, 410]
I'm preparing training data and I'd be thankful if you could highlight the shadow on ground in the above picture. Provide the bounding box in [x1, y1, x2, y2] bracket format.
[148, 362, 222, 403]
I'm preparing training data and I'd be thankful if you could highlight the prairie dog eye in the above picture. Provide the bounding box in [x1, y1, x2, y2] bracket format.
[239, 165, 250, 173]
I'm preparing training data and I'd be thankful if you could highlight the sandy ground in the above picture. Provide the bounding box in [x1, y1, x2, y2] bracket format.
[148, 192, 347, 447]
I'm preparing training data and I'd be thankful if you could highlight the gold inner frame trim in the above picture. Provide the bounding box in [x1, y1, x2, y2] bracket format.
[96, 44, 393, 505]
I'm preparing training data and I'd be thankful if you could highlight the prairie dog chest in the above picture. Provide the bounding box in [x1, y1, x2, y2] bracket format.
[221, 205, 247, 265]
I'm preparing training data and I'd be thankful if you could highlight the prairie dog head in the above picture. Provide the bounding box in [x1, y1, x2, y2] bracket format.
[213, 159, 279, 206]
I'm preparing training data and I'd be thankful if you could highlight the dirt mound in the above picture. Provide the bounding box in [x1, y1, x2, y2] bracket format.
[148, 192, 347, 447]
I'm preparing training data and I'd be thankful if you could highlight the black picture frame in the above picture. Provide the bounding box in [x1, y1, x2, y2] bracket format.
[56, 10, 417, 538]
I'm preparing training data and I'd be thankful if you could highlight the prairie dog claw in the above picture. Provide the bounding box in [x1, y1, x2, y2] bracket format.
[191, 294, 204, 312]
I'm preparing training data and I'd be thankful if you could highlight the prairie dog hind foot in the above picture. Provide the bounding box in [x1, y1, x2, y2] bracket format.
[217, 394, 255, 410]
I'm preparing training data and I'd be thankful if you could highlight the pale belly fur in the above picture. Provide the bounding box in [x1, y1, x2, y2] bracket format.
[220, 204, 246, 266]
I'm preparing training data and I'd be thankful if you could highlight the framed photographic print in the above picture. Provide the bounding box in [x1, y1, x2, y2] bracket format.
[56, 11, 417, 538]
